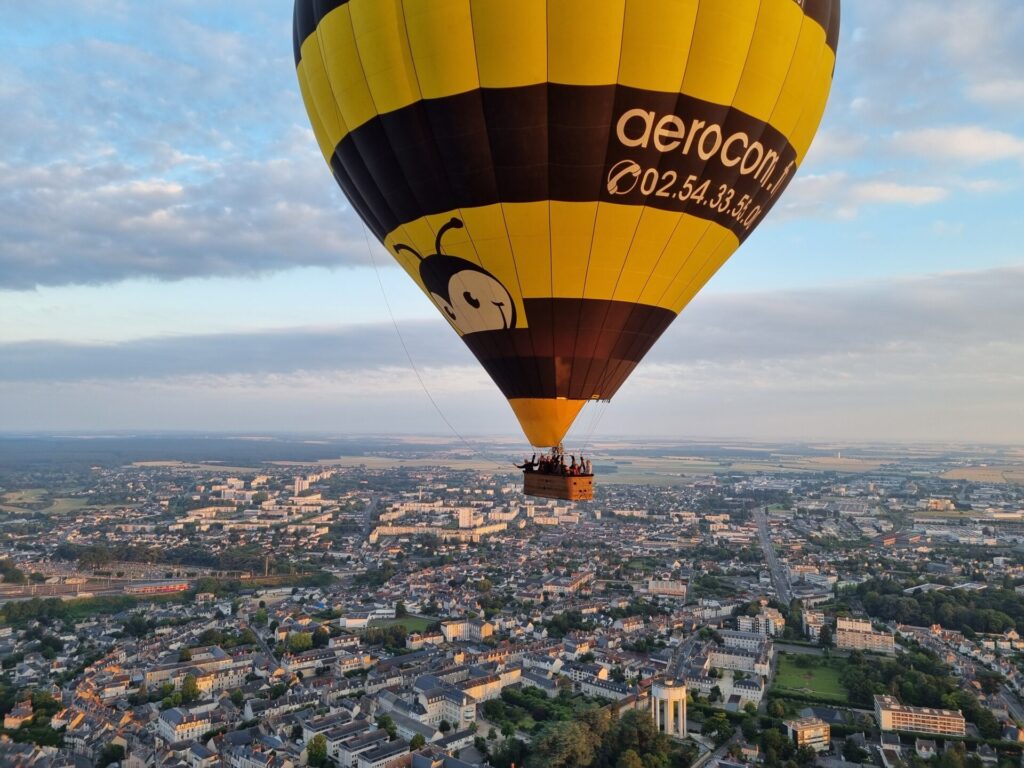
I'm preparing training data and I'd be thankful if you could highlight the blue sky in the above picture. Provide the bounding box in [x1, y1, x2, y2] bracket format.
[1, 1, 1022, 442]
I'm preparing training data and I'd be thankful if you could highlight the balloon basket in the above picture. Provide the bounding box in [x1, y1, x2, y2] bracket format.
[523, 472, 593, 501]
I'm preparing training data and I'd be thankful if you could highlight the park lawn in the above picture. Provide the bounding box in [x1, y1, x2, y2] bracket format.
[368, 614, 436, 633]
[626, 557, 658, 570]
[771, 653, 849, 703]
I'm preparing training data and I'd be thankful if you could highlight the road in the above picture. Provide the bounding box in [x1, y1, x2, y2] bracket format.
[668, 632, 701, 678]
[690, 727, 741, 768]
[1002, 687, 1024, 723]
[754, 506, 791, 605]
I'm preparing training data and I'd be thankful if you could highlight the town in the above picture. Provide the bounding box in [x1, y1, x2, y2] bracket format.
[2, 438, 1024, 768]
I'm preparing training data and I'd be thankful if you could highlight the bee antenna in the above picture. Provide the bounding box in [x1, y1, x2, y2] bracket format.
[393, 244, 423, 261]
[435, 217, 464, 255]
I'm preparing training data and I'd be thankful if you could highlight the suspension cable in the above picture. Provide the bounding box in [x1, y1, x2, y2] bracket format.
[361, 225, 507, 472]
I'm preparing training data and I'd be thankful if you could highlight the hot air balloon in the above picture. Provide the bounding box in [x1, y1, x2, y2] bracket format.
[293, 0, 839, 499]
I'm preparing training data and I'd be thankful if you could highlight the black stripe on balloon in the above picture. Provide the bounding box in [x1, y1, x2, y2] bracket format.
[460, 299, 676, 400]
[293, 0, 350, 66]
[331, 83, 799, 243]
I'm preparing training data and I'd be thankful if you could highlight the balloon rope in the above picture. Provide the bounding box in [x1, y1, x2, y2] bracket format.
[361, 225, 507, 472]
[578, 400, 608, 460]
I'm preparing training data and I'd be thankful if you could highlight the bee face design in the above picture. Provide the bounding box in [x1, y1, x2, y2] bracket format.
[394, 218, 518, 335]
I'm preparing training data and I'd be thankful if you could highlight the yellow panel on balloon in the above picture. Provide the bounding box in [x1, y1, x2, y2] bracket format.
[317, 5, 382, 135]
[349, 0, 420, 115]
[500, 202, 552, 299]
[681, 0, 760, 107]
[471, 0, 547, 88]
[403, 0, 480, 99]
[550, 201, 598, 300]
[611, 207, 686, 306]
[548, 0, 626, 86]
[618, 0, 699, 93]
[583, 204, 645, 301]
[732, 0, 804, 124]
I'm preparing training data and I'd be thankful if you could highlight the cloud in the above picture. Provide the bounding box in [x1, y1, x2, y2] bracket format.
[892, 126, 1024, 164]
[775, 173, 948, 220]
[852, 182, 948, 206]
[0, 2, 371, 290]
[0, 322, 469, 383]
[2, 267, 1022, 441]
[0, 130, 372, 290]
[969, 78, 1024, 106]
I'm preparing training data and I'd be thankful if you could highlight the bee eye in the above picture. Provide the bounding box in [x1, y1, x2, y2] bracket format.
[463, 291, 480, 309]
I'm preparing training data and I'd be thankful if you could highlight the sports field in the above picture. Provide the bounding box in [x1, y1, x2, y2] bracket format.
[368, 615, 436, 633]
[772, 653, 848, 703]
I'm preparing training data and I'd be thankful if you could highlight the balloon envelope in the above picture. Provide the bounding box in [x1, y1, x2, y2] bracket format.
[294, 0, 840, 446]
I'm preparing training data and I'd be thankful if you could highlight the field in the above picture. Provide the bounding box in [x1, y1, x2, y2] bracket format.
[771, 653, 849, 703]
[940, 465, 1024, 484]
[368, 614, 436, 633]
[0, 490, 124, 516]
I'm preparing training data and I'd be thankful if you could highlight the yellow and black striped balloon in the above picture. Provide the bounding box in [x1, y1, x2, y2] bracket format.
[294, 0, 839, 447]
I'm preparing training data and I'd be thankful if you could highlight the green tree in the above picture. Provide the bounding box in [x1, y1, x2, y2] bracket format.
[307, 733, 328, 767]
[843, 739, 868, 763]
[123, 612, 150, 638]
[181, 674, 200, 703]
[179, 648, 192, 662]
[439, 718, 452, 733]
[818, 625, 833, 649]
[410, 733, 426, 749]
[230, 689, 245, 707]
[287, 632, 313, 653]
[97, 744, 125, 768]
[529, 720, 599, 768]
[254, 608, 268, 626]
[396, 601, 408, 618]
[378, 714, 398, 740]
[312, 626, 330, 649]
[618, 750, 645, 768]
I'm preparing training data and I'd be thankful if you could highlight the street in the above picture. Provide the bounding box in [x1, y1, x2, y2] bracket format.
[754, 506, 792, 605]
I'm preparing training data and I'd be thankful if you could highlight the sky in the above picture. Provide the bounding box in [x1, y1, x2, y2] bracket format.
[1, 1, 1022, 443]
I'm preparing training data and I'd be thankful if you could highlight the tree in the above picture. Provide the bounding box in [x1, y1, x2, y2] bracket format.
[97, 744, 125, 768]
[703, 712, 733, 746]
[843, 739, 868, 763]
[410, 733, 426, 750]
[123, 612, 150, 638]
[179, 648, 192, 662]
[795, 745, 817, 767]
[254, 608, 268, 626]
[818, 625, 833, 649]
[181, 674, 200, 704]
[618, 750, 645, 768]
[529, 720, 599, 768]
[439, 719, 452, 733]
[378, 714, 398, 740]
[287, 632, 313, 653]
[307, 733, 328, 767]
[768, 700, 786, 718]
[230, 689, 245, 707]
[396, 601, 409, 618]
[312, 626, 330, 649]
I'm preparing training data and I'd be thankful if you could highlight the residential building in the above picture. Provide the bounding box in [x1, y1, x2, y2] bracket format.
[874, 695, 966, 736]
[784, 717, 831, 751]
